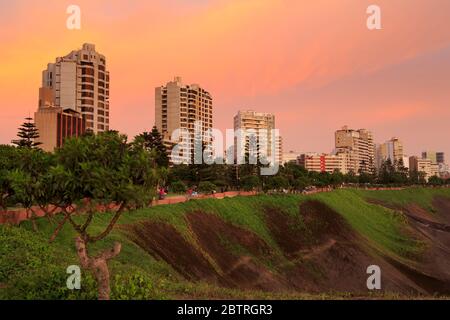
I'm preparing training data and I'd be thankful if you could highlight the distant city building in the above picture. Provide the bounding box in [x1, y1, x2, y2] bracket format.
[402, 155, 410, 170]
[298, 153, 349, 174]
[155, 77, 213, 163]
[409, 156, 439, 181]
[375, 137, 404, 170]
[422, 151, 437, 164]
[438, 163, 449, 178]
[233, 110, 282, 165]
[283, 151, 301, 164]
[276, 136, 283, 165]
[335, 126, 374, 174]
[436, 152, 445, 164]
[422, 151, 445, 164]
[35, 106, 85, 152]
[40, 43, 110, 133]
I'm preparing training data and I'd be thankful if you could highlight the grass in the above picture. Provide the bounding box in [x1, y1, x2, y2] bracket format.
[358, 187, 450, 213]
[1, 187, 449, 300]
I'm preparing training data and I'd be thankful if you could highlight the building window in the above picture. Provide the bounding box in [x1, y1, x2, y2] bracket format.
[82, 77, 94, 84]
[81, 107, 94, 113]
[81, 99, 94, 106]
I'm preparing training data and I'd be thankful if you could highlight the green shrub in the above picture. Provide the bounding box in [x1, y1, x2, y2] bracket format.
[198, 181, 217, 193]
[111, 272, 165, 300]
[170, 180, 187, 193]
[241, 175, 260, 191]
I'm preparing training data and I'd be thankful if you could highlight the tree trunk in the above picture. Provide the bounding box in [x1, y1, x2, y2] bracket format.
[26, 208, 38, 232]
[75, 237, 121, 300]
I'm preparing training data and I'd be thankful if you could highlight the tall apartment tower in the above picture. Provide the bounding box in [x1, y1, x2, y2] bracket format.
[335, 126, 374, 174]
[375, 137, 404, 169]
[233, 110, 282, 165]
[155, 77, 213, 162]
[40, 43, 110, 133]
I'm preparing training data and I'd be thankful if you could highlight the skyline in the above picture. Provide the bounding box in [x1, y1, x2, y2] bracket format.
[1, 0, 449, 158]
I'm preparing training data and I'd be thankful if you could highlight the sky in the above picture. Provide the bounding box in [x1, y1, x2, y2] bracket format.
[0, 0, 449, 158]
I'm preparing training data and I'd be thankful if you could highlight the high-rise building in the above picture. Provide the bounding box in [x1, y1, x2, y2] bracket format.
[335, 126, 374, 174]
[375, 137, 404, 170]
[298, 153, 349, 174]
[40, 43, 110, 133]
[233, 110, 282, 165]
[155, 77, 213, 163]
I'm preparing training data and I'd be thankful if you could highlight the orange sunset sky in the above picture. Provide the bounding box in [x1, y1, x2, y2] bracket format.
[0, 0, 449, 157]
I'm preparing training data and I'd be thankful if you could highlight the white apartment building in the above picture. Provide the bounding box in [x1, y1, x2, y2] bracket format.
[298, 153, 349, 174]
[155, 77, 213, 163]
[233, 110, 282, 166]
[335, 126, 375, 174]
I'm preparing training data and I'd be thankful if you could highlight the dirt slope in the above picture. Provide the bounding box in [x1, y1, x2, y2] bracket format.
[125, 197, 450, 297]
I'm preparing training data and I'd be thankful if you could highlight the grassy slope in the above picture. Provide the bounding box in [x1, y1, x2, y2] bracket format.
[1, 187, 449, 300]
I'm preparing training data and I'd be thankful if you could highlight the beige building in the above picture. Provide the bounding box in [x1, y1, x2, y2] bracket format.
[421, 151, 437, 164]
[298, 153, 349, 174]
[35, 106, 85, 152]
[375, 137, 404, 169]
[155, 77, 213, 163]
[233, 110, 282, 165]
[335, 126, 374, 174]
[409, 156, 439, 181]
[283, 151, 301, 164]
[275, 136, 283, 165]
[40, 43, 110, 133]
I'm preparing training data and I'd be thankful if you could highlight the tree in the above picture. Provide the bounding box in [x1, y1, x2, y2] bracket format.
[428, 175, 444, 186]
[198, 181, 217, 193]
[330, 169, 344, 187]
[49, 131, 158, 300]
[265, 176, 289, 192]
[241, 175, 260, 191]
[0, 145, 19, 211]
[7, 148, 54, 231]
[135, 126, 169, 167]
[292, 176, 310, 192]
[11, 117, 42, 149]
[170, 180, 187, 193]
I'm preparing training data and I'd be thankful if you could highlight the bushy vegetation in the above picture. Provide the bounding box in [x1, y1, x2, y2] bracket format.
[2, 188, 448, 299]
[0, 131, 162, 299]
[1, 124, 448, 300]
[167, 159, 448, 194]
